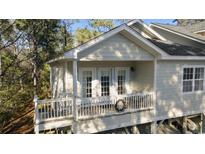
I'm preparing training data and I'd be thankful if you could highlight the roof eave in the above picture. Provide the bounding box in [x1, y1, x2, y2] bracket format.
[161, 55, 205, 60]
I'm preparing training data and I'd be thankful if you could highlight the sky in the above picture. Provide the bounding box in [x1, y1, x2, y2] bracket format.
[70, 19, 175, 33]
[143, 19, 175, 24]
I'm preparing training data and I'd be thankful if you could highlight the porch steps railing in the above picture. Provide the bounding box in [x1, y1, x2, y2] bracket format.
[35, 92, 154, 125]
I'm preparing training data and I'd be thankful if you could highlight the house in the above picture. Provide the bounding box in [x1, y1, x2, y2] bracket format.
[34, 19, 205, 134]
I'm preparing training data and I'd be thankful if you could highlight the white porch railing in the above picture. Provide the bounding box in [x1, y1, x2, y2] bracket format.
[77, 92, 154, 118]
[35, 92, 154, 124]
[35, 97, 73, 124]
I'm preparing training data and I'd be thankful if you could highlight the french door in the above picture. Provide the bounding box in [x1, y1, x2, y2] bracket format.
[79, 67, 130, 98]
[98, 68, 112, 97]
[79, 68, 96, 98]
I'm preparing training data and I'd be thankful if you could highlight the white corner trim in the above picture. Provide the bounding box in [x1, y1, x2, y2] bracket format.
[150, 24, 205, 45]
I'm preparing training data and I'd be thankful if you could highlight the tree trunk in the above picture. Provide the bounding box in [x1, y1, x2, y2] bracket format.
[33, 42, 38, 97]
[0, 54, 1, 106]
[33, 62, 37, 96]
[0, 54, 2, 87]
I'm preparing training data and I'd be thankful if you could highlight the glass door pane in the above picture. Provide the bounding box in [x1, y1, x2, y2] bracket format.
[100, 69, 111, 96]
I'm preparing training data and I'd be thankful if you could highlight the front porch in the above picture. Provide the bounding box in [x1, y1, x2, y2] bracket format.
[34, 59, 157, 133]
[34, 92, 155, 133]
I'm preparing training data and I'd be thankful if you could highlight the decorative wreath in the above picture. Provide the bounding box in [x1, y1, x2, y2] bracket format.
[115, 99, 127, 112]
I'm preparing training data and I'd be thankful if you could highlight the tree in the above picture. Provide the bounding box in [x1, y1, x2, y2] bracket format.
[89, 19, 115, 32]
[15, 19, 63, 96]
[0, 19, 77, 132]
[0, 45, 33, 132]
[60, 19, 76, 51]
[0, 20, 22, 87]
[75, 28, 100, 45]
[0, 20, 23, 52]
[75, 19, 117, 45]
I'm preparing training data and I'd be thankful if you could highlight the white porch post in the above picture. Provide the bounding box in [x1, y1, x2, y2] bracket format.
[72, 60, 78, 133]
[34, 95, 39, 134]
[64, 61, 68, 96]
[151, 58, 157, 134]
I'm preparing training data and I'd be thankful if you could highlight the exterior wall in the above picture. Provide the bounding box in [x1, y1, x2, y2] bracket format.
[151, 26, 205, 48]
[50, 61, 154, 98]
[76, 109, 154, 133]
[134, 61, 154, 92]
[50, 60, 73, 98]
[78, 61, 154, 97]
[156, 60, 205, 120]
[78, 33, 154, 61]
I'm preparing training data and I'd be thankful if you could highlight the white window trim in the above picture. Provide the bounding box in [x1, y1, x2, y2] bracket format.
[115, 67, 130, 95]
[181, 65, 205, 94]
[79, 67, 96, 98]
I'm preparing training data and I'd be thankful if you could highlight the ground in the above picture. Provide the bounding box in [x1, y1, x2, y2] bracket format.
[2, 103, 34, 134]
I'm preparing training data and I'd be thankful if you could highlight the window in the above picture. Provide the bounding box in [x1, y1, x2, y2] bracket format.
[82, 70, 92, 97]
[182, 66, 205, 93]
[100, 69, 111, 96]
[194, 67, 204, 91]
[183, 68, 193, 92]
[117, 70, 126, 95]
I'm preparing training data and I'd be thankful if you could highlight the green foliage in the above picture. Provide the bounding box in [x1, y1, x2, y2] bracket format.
[0, 50, 33, 132]
[0, 19, 76, 132]
[16, 19, 63, 63]
[75, 28, 100, 45]
[75, 19, 116, 45]
[0, 20, 18, 51]
[60, 19, 76, 51]
[89, 19, 115, 32]
[38, 64, 51, 99]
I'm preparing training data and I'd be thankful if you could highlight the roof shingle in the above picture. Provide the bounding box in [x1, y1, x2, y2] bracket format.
[149, 39, 205, 56]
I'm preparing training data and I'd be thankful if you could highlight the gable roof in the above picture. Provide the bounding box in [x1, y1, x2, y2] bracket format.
[128, 20, 166, 41]
[150, 23, 205, 44]
[48, 20, 205, 64]
[149, 39, 205, 56]
[48, 20, 167, 63]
